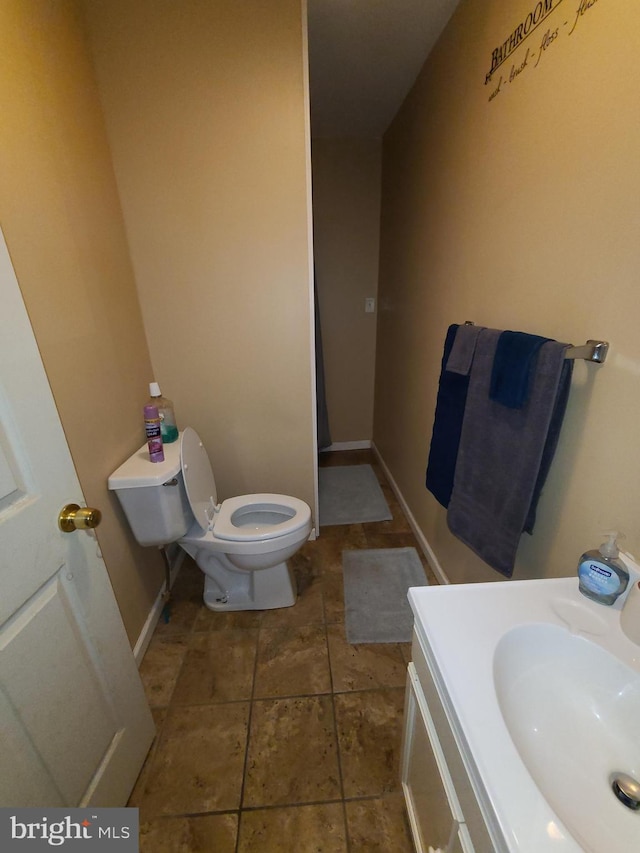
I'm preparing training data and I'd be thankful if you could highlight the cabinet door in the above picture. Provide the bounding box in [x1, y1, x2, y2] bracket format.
[401, 670, 461, 852]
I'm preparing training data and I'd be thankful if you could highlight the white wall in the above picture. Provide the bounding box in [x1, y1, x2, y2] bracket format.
[0, 0, 164, 645]
[312, 137, 381, 444]
[375, 0, 640, 583]
[83, 0, 317, 514]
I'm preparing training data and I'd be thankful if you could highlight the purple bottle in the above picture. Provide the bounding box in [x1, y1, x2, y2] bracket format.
[144, 405, 165, 462]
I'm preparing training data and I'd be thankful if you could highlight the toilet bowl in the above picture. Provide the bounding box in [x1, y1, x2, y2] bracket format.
[108, 427, 312, 611]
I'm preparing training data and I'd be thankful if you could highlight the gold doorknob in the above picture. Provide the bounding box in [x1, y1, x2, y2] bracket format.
[58, 504, 102, 533]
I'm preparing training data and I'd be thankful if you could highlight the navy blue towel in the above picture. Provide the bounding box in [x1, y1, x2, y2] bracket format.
[490, 331, 551, 409]
[425, 325, 469, 508]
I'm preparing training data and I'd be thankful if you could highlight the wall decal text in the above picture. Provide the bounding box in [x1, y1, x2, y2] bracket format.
[485, 0, 561, 84]
[486, 0, 603, 101]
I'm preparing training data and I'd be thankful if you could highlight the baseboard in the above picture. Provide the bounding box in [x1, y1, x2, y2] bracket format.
[320, 440, 372, 452]
[133, 547, 186, 665]
[371, 443, 450, 586]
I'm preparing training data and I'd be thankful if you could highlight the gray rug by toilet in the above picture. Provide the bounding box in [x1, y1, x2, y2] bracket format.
[319, 464, 392, 526]
[342, 547, 428, 643]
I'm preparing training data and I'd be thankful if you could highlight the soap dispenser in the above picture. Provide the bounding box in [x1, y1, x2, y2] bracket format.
[577, 531, 629, 606]
[148, 382, 178, 443]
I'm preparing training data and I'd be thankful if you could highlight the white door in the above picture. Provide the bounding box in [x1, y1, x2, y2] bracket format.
[0, 227, 155, 807]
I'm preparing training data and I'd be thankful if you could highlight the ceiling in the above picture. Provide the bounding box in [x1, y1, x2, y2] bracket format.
[307, 0, 460, 138]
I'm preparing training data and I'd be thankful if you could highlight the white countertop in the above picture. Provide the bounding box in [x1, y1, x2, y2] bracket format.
[408, 576, 640, 853]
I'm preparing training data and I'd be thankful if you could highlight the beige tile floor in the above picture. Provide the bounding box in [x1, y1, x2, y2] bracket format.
[130, 450, 439, 851]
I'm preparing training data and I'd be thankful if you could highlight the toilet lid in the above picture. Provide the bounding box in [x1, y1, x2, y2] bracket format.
[180, 427, 218, 532]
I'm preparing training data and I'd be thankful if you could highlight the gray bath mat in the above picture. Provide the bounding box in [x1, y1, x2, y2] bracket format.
[342, 548, 428, 643]
[319, 464, 392, 526]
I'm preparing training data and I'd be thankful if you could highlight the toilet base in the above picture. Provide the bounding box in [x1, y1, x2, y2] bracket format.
[202, 559, 297, 612]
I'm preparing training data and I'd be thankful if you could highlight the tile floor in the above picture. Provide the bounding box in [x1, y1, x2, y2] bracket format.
[130, 450, 439, 851]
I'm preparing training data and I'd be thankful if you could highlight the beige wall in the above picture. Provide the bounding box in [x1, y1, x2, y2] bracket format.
[375, 0, 640, 583]
[0, 0, 163, 644]
[312, 138, 381, 444]
[83, 0, 317, 514]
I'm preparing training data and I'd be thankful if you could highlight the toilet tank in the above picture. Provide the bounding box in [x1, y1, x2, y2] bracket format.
[108, 440, 193, 547]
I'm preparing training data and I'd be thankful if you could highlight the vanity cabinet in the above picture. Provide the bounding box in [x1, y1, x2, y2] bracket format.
[401, 630, 496, 853]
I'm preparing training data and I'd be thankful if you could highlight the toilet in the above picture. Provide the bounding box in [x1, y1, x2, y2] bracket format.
[108, 427, 311, 611]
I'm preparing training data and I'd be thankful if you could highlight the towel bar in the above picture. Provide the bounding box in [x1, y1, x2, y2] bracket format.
[563, 340, 609, 363]
[463, 322, 609, 364]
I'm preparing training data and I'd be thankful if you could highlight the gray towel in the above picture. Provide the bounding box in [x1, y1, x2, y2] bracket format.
[446, 324, 484, 375]
[447, 329, 569, 576]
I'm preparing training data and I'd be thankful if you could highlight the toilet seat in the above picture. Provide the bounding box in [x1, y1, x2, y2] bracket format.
[214, 494, 311, 542]
[181, 427, 310, 543]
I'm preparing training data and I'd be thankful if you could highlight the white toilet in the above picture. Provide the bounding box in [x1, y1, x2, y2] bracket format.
[108, 427, 311, 611]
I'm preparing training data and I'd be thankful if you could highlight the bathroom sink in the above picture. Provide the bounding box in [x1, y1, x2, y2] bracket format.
[493, 622, 640, 851]
[409, 576, 640, 851]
